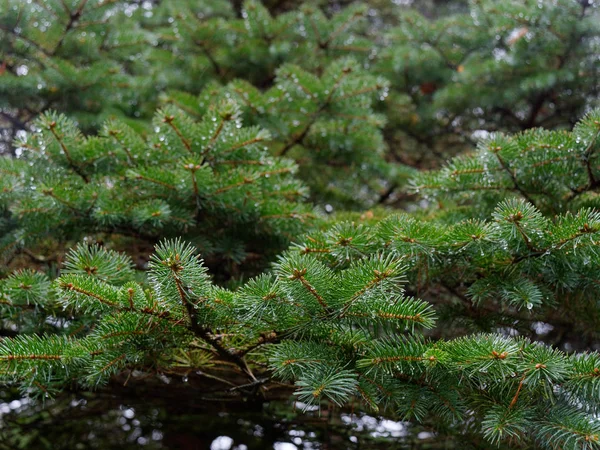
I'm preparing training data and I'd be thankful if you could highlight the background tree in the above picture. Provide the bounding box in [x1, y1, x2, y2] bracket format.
[0, 0, 162, 154]
[0, 101, 311, 279]
[4, 0, 598, 201]
[378, 0, 600, 173]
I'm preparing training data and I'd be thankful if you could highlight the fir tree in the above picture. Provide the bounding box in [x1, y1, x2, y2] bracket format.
[378, 0, 600, 170]
[0, 101, 311, 278]
[164, 57, 394, 208]
[0, 0, 162, 153]
[152, 0, 374, 87]
[2, 112, 600, 448]
[2, 1, 600, 449]
[3, 0, 598, 204]
[413, 109, 600, 216]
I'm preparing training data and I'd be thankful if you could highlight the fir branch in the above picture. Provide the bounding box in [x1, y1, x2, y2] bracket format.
[583, 126, 600, 187]
[162, 114, 192, 153]
[492, 149, 537, 210]
[46, 121, 89, 183]
[288, 268, 329, 311]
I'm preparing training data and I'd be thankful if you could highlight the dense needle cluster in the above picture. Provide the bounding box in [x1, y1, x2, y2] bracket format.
[1, 0, 600, 449]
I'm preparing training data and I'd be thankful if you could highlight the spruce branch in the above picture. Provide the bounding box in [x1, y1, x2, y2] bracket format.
[46, 121, 89, 183]
[493, 148, 538, 210]
[161, 113, 192, 153]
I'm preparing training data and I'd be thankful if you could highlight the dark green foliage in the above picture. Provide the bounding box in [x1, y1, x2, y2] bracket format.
[164, 56, 393, 207]
[0, 0, 157, 146]
[2, 1, 600, 449]
[2, 239, 600, 448]
[4, 0, 597, 205]
[0, 102, 311, 276]
[379, 0, 600, 165]
[153, 0, 373, 87]
[414, 109, 600, 216]
[296, 197, 600, 330]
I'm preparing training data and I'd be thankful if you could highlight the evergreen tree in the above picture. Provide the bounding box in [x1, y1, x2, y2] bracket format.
[0, 0, 162, 154]
[164, 58, 394, 208]
[153, 0, 373, 87]
[413, 109, 600, 216]
[0, 101, 311, 278]
[3, 0, 598, 203]
[2, 112, 600, 448]
[378, 0, 600, 170]
[148, 0, 399, 207]
[1, 1, 600, 449]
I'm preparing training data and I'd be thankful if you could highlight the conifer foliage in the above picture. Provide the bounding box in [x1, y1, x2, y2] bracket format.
[2, 223, 600, 448]
[1, 0, 600, 449]
[0, 101, 311, 276]
[0, 0, 157, 151]
[165, 57, 392, 207]
[379, 0, 600, 164]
